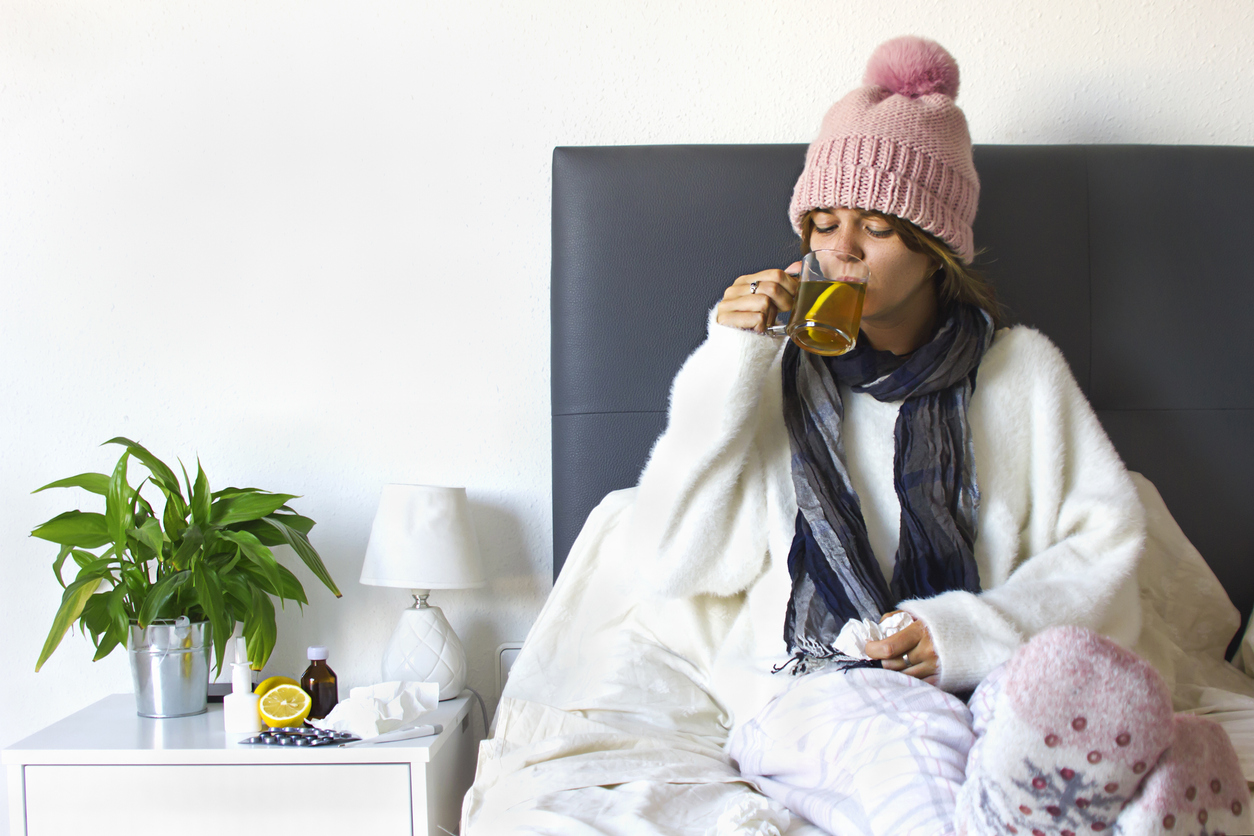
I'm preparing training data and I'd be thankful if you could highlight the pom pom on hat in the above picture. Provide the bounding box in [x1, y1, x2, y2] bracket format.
[789, 35, 977, 261]
[862, 36, 959, 100]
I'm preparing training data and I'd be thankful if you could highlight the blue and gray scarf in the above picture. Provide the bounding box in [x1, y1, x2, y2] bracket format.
[780, 302, 995, 672]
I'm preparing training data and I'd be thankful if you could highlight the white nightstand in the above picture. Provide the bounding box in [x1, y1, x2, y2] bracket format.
[3, 693, 478, 836]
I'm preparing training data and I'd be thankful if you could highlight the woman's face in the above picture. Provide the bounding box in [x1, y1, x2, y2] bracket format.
[809, 208, 939, 347]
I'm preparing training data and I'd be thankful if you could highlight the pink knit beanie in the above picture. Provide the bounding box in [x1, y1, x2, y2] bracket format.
[789, 36, 979, 263]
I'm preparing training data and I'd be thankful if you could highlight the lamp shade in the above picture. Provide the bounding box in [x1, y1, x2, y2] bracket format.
[359, 484, 485, 590]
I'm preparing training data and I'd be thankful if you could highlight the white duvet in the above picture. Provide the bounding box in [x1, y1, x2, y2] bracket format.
[462, 476, 1254, 835]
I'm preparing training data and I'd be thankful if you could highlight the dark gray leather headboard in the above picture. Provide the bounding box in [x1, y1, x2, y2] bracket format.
[551, 144, 1254, 652]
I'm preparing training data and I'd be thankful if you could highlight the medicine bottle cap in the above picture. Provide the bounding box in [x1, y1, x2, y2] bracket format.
[307, 646, 328, 661]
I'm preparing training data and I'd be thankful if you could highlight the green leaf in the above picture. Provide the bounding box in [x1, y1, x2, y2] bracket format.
[218, 572, 252, 613]
[190, 461, 211, 529]
[261, 516, 341, 598]
[81, 584, 128, 665]
[242, 587, 277, 669]
[199, 529, 235, 561]
[32, 473, 110, 496]
[35, 576, 106, 671]
[52, 544, 73, 588]
[201, 542, 239, 575]
[32, 511, 111, 549]
[215, 530, 283, 597]
[163, 491, 188, 542]
[79, 590, 112, 640]
[170, 524, 204, 570]
[106, 585, 130, 643]
[130, 477, 155, 522]
[235, 561, 307, 606]
[137, 570, 191, 626]
[71, 549, 115, 577]
[133, 517, 164, 559]
[67, 562, 120, 618]
[193, 562, 230, 675]
[90, 630, 123, 662]
[215, 549, 242, 576]
[105, 451, 131, 548]
[103, 438, 182, 498]
[120, 564, 150, 612]
[271, 511, 316, 535]
[233, 514, 311, 547]
[211, 491, 299, 527]
[272, 564, 308, 605]
[212, 486, 262, 500]
[126, 536, 155, 565]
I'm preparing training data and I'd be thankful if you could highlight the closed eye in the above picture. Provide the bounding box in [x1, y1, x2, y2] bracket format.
[814, 223, 894, 238]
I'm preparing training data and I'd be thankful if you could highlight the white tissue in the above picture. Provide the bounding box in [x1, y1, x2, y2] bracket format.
[832, 611, 914, 660]
[308, 680, 439, 739]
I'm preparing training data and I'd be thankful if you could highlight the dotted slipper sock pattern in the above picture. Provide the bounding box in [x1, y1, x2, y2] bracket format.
[955, 626, 1174, 835]
[1114, 714, 1252, 835]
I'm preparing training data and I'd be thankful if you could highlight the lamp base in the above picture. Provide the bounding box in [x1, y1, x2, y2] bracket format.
[381, 600, 467, 700]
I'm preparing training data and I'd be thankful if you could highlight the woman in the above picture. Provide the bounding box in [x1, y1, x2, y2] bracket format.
[628, 36, 1249, 836]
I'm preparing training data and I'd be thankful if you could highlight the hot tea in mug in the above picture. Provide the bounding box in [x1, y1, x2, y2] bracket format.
[768, 250, 869, 356]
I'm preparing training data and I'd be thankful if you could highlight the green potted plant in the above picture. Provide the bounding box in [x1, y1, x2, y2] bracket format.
[31, 437, 341, 717]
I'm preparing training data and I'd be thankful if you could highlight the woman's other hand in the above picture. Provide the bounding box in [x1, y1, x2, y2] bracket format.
[865, 613, 938, 683]
[715, 264, 800, 334]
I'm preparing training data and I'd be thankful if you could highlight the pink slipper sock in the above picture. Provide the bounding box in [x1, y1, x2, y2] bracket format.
[1114, 714, 1252, 835]
[956, 626, 1174, 835]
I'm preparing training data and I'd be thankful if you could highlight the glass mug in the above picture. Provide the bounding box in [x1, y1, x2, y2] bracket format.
[767, 250, 870, 356]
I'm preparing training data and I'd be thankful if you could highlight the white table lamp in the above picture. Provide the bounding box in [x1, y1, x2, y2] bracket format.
[359, 484, 485, 699]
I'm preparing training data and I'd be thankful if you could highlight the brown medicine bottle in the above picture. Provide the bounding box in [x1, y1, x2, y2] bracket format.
[301, 646, 338, 720]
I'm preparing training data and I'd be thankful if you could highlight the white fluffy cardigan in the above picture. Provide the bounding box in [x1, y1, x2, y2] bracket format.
[627, 311, 1146, 699]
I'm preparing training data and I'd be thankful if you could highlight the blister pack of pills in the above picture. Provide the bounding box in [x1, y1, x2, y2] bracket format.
[240, 727, 361, 747]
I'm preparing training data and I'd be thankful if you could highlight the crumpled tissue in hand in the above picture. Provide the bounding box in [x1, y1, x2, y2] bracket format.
[709, 794, 791, 836]
[832, 611, 914, 660]
[308, 681, 439, 739]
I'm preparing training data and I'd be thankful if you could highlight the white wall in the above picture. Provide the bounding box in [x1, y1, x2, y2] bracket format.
[1, 0, 1251, 830]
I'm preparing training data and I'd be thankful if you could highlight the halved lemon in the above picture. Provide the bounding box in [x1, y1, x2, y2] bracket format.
[259, 684, 311, 728]
[254, 675, 300, 697]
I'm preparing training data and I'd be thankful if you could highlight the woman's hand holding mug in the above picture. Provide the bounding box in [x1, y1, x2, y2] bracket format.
[718, 252, 870, 358]
[715, 263, 801, 334]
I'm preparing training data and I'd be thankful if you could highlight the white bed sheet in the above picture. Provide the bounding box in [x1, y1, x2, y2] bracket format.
[463, 488, 816, 835]
[462, 475, 1254, 835]
[1129, 475, 1254, 775]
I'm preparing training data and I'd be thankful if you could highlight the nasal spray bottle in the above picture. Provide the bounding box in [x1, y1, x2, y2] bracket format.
[223, 636, 263, 733]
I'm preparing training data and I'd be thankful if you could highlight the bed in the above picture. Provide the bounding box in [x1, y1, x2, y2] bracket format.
[462, 144, 1254, 835]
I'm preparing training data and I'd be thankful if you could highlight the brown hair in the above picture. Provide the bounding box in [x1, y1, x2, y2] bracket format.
[799, 210, 1002, 327]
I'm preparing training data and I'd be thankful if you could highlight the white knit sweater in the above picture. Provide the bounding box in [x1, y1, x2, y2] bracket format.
[628, 311, 1146, 723]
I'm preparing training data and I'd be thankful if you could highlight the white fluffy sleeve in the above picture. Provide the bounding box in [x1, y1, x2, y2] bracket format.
[901, 328, 1146, 693]
[627, 309, 787, 598]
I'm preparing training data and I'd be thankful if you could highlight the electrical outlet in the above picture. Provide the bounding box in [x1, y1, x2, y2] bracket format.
[496, 642, 524, 700]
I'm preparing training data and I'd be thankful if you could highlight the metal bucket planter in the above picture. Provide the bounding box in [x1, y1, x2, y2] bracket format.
[128, 617, 210, 718]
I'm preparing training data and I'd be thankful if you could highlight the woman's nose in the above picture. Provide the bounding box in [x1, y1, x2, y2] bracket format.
[826, 227, 864, 259]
